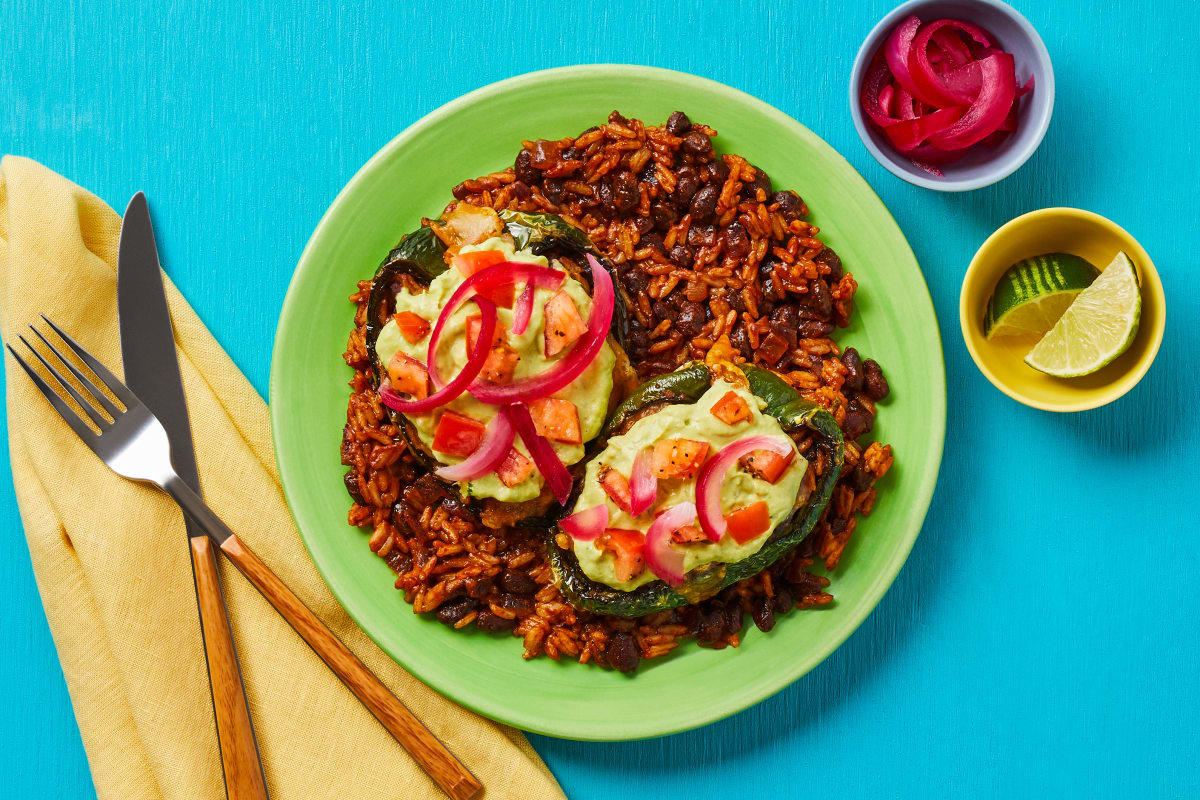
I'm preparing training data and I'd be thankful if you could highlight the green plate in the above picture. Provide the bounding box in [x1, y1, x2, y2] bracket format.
[270, 65, 945, 741]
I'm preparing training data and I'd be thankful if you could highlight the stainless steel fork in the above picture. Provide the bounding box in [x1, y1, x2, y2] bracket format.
[8, 317, 482, 800]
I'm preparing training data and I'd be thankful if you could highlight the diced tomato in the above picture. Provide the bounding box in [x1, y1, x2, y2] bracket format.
[543, 290, 588, 357]
[386, 353, 429, 400]
[651, 439, 710, 480]
[474, 282, 515, 309]
[451, 249, 506, 278]
[724, 501, 771, 544]
[598, 465, 633, 513]
[528, 397, 581, 444]
[431, 410, 487, 457]
[392, 311, 431, 344]
[597, 528, 646, 582]
[670, 525, 708, 544]
[465, 314, 521, 384]
[740, 448, 795, 484]
[710, 391, 752, 426]
[496, 448, 534, 487]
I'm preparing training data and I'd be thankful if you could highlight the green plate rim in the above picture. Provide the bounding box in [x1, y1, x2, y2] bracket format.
[269, 64, 947, 740]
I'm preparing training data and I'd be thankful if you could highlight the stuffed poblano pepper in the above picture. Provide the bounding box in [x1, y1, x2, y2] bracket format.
[548, 359, 844, 617]
[365, 205, 637, 528]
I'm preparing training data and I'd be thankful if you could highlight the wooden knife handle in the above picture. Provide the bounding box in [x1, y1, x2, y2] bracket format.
[189, 535, 271, 800]
[219, 534, 482, 800]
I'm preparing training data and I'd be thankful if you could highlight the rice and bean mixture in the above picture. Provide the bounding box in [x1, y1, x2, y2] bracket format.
[342, 111, 894, 672]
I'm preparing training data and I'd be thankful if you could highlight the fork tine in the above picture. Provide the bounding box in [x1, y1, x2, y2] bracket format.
[39, 314, 138, 408]
[7, 345, 101, 442]
[19, 336, 111, 431]
[29, 326, 123, 418]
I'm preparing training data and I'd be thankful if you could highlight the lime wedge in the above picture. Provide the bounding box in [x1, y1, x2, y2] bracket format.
[1024, 252, 1142, 377]
[984, 253, 1100, 339]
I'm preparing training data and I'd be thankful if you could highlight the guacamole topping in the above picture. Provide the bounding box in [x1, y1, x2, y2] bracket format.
[374, 236, 616, 502]
[572, 379, 809, 590]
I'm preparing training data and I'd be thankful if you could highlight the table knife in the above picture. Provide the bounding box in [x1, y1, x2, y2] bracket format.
[117, 192, 270, 800]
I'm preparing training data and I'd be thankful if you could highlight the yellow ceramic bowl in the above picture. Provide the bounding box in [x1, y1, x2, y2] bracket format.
[960, 208, 1165, 412]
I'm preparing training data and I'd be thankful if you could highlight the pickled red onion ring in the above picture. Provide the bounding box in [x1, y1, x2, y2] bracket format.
[381, 296, 496, 413]
[433, 408, 516, 482]
[561, 504, 608, 542]
[467, 254, 615, 405]
[695, 435, 794, 542]
[645, 502, 696, 586]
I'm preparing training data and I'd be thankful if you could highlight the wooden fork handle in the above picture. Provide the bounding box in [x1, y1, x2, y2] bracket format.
[189, 535, 270, 800]
[218, 534, 482, 800]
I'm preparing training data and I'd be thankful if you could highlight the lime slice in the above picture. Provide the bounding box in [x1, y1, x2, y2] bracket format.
[1024, 252, 1142, 377]
[984, 253, 1100, 339]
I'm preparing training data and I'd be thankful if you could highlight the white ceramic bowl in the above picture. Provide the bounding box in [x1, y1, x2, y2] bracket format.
[849, 0, 1054, 191]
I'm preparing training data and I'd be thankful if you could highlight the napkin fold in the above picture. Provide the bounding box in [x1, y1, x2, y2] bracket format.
[0, 156, 565, 800]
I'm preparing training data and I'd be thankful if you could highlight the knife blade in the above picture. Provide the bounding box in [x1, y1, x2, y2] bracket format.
[117, 194, 202, 493]
[117, 192, 269, 799]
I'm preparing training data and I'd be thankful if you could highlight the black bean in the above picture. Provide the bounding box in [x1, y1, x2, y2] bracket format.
[651, 300, 677, 322]
[511, 181, 531, 201]
[727, 287, 747, 313]
[594, 179, 614, 211]
[807, 279, 833, 318]
[669, 243, 694, 268]
[673, 167, 700, 209]
[633, 215, 654, 236]
[343, 472, 365, 505]
[475, 610, 517, 632]
[514, 149, 538, 184]
[773, 587, 795, 615]
[814, 246, 842, 281]
[849, 462, 876, 491]
[436, 597, 477, 626]
[650, 201, 678, 230]
[612, 170, 639, 213]
[677, 301, 706, 337]
[626, 327, 650, 357]
[687, 223, 717, 247]
[842, 347, 864, 393]
[698, 607, 727, 642]
[607, 632, 640, 673]
[725, 602, 744, 636]
[624, 269, 650, 294]
[796, 319, 834, 339]
[724, 221, 750, 259]
[771, 190, 802, 214]
[681, 130, 714, 158]
[637, 160, 658, 188]
[752, 597, 776, 632]
[562, 146, 582, 161]
[729, 327, 752, 359]
[704, 159, 730, 184]
[466, 577, 494, 600]
[498, 592, 534, 614]
[666, 110, 692, 135]
[863, 359, 890, 400]
[842, 407, 873, 441]
[542, 178, 564, 205]
[500, 568, 537, 595]
[689, 183, 719, 219]
[641, 232, 667, 254]
[608, 110, 629, 126]
[748, 167, 771, 198]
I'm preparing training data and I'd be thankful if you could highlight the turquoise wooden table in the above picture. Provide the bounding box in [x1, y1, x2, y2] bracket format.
[3, 0, 1197, 796]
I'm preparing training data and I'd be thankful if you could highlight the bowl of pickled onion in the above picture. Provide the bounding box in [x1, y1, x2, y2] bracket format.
[849, 0, 1054, 191]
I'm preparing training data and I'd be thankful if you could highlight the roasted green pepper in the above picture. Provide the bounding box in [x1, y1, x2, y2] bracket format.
[547, 361, 845, 617]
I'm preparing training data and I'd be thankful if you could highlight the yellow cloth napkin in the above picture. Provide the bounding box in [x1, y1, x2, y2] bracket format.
[1, 156, 566, 800]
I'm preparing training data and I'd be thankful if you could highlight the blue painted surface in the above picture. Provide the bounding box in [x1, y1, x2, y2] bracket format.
[2, 0, 1197, 796]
